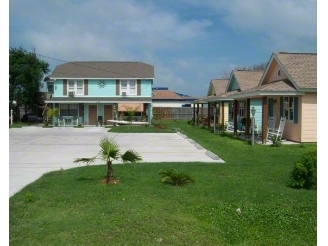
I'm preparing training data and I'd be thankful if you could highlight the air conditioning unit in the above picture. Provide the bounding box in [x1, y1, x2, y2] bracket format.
[68, 91, 75, 97]
[122, 92, 126, 96]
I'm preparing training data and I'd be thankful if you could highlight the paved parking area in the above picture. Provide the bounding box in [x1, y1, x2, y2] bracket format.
[9, 127, 224, 197]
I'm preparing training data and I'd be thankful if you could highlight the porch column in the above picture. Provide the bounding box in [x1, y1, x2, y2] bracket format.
[246, 98, 250, 139]
[221, 101, 224, 125]
[233, 100, 238, 136]
[196, 103, 199, 126]
[207, 103, 210, 128]
[193, 103, 196, 126]
[262, 97, 268, 144]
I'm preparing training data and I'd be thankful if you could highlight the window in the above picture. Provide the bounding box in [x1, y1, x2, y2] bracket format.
[60, 104, 78, 116]
[48, 84, 54, 94]
[284, 97, 294, 121]
[278, 69, 281, 77]
[67, 80, 84, 95]
[120, 80, 137, 95]
[239, 101, 245, 117]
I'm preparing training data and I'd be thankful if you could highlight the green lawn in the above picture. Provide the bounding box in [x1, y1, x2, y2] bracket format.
[9, 120, 317, 245]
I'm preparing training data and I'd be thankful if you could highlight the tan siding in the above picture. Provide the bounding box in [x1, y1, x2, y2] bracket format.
[282, 122, 301, 142]
[301, 93, 317, 142]
[224, 103, 229, 123]
[266, 62, 288, 83]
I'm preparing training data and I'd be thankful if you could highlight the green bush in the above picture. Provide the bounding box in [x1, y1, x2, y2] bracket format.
[270, 135, 282, 147]
[290, 150, 317, 189]
[158, 169, 195, 186]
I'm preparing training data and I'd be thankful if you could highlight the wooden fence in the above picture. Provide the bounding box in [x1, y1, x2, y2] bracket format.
[153, 107, 208, 120]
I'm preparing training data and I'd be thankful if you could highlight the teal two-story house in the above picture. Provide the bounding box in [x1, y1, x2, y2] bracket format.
[44, 61, 154, 125]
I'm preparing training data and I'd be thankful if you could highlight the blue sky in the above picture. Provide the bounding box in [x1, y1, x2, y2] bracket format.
[8, 0, 317, 97]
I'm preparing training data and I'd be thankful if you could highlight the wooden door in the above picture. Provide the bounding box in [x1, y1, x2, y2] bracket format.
[104, 105, 113, 124]
[88, 105, 97, 125]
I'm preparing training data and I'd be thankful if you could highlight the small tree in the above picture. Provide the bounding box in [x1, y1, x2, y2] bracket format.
[74, 137, 142, 183]
[40, 105, 59, 125]
[123, 105, 137, 130]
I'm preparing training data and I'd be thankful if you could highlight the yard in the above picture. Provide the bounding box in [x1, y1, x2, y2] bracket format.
[9, 120, 317, 245]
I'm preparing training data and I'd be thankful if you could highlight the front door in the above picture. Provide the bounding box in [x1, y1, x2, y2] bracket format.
[89, 105, 97, 125]
[104, 105, 113, 125]
[268, 98, 274, 117]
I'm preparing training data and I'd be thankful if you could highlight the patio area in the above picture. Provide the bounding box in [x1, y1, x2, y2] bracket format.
[238, 134, 300, 145]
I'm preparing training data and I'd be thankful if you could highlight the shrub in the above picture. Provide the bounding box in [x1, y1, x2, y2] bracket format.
[270, 135, 282, 147]
[158, 169, 195, 186]
[290, 150, 317, 189]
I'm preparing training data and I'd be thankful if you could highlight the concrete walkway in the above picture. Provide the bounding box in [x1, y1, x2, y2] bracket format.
[9, 127, 224, 197]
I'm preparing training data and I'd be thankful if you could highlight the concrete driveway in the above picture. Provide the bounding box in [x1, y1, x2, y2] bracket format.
[9, 127, 224, 197]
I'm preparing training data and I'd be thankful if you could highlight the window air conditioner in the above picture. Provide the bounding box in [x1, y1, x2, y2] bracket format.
[122, 92, 126, 96]
[68, 91, 75, 97]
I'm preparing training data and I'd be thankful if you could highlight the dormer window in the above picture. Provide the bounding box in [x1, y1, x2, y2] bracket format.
[278, 69, 281, 77]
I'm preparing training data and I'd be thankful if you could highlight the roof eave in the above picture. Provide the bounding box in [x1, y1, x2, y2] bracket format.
[227, 91, 305, 99]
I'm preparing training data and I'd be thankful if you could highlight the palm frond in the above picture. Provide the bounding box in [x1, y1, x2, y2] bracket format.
[73, 156, 97, 165]
[121, 149, 142, 164]
[158, 169, 195, 186]
[99, 137, 120, 161]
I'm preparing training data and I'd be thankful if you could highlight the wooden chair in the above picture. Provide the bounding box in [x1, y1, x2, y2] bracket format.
[58, 116, 65, 126]
[267, 117, 286, 141]
[72, 116, 79, 126]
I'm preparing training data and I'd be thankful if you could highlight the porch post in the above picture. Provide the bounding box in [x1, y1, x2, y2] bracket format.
[262, 97, 268, 144]
[196, 103, 199, 126]
[246, 98, 250, 139]
[233, 100, 238, 136]
[207, 103, 210, 128]
[193, 103, 196, 126]
[221, 101, 224, 125]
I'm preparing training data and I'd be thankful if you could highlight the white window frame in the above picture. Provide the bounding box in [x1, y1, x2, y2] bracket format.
[120, 80, 137, 95]
[67, 80, 84, 95]
[283, 96, 294, 121]
[239, 101, 245, 117]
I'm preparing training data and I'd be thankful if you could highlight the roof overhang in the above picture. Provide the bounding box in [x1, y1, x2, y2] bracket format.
[226, 91, 305, 100]
[45, 97, 152, 104]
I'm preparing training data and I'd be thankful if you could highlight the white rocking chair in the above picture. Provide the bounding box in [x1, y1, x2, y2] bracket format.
[58, 116, 65, 126]
[267, 117, 286, 141]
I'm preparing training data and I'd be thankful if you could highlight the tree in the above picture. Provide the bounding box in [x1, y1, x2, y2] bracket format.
[221, 62, 268, 79]
[9, 46, 50, 119]
[74, 137, 142, 183]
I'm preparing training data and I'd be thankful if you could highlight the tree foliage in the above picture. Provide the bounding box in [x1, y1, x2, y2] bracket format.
[9, 46, 50, 114]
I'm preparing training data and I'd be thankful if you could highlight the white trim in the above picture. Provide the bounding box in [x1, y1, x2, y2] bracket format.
[226, 91, 305, 99]
[48, 77, 154, 80]
[45, 100, 151, 103]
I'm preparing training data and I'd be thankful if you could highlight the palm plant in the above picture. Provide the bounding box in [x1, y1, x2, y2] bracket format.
[158, 169, 195, 186]
[74, 137, 142, 183]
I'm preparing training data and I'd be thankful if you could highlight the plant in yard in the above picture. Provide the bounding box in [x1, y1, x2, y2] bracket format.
[25, 191, 34, 202]
[158, 169, 195, 186]
[74, 137, 142, 184]
[270, 135, 282, 147]
[290, 150, 317, 189]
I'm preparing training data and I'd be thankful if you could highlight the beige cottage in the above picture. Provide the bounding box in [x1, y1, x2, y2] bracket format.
[230, 52, 317, 143]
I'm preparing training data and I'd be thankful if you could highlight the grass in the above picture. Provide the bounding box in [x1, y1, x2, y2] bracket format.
[9, 120, 317, 245]
[107, 124, 175, 133]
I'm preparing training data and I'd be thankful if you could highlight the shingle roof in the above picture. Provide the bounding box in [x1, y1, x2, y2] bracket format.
[209, 79, 229, 95]
[236, 80, 297, 95]
[274, 52, 317, 89]
[47, 61, 154, 79]
[152, 89, 198, 100]
[233, 70, 264, 91]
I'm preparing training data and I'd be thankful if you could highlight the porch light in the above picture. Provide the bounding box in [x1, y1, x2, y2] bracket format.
[251, 106, 256, 117]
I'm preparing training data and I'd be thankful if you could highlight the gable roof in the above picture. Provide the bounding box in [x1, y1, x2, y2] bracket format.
[46, 61, 154, 79]
[231, 70, 265, 91]
[261, 52, 317, 89]
[152, 89, 198, 101]
[207, 79, 229, 96]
